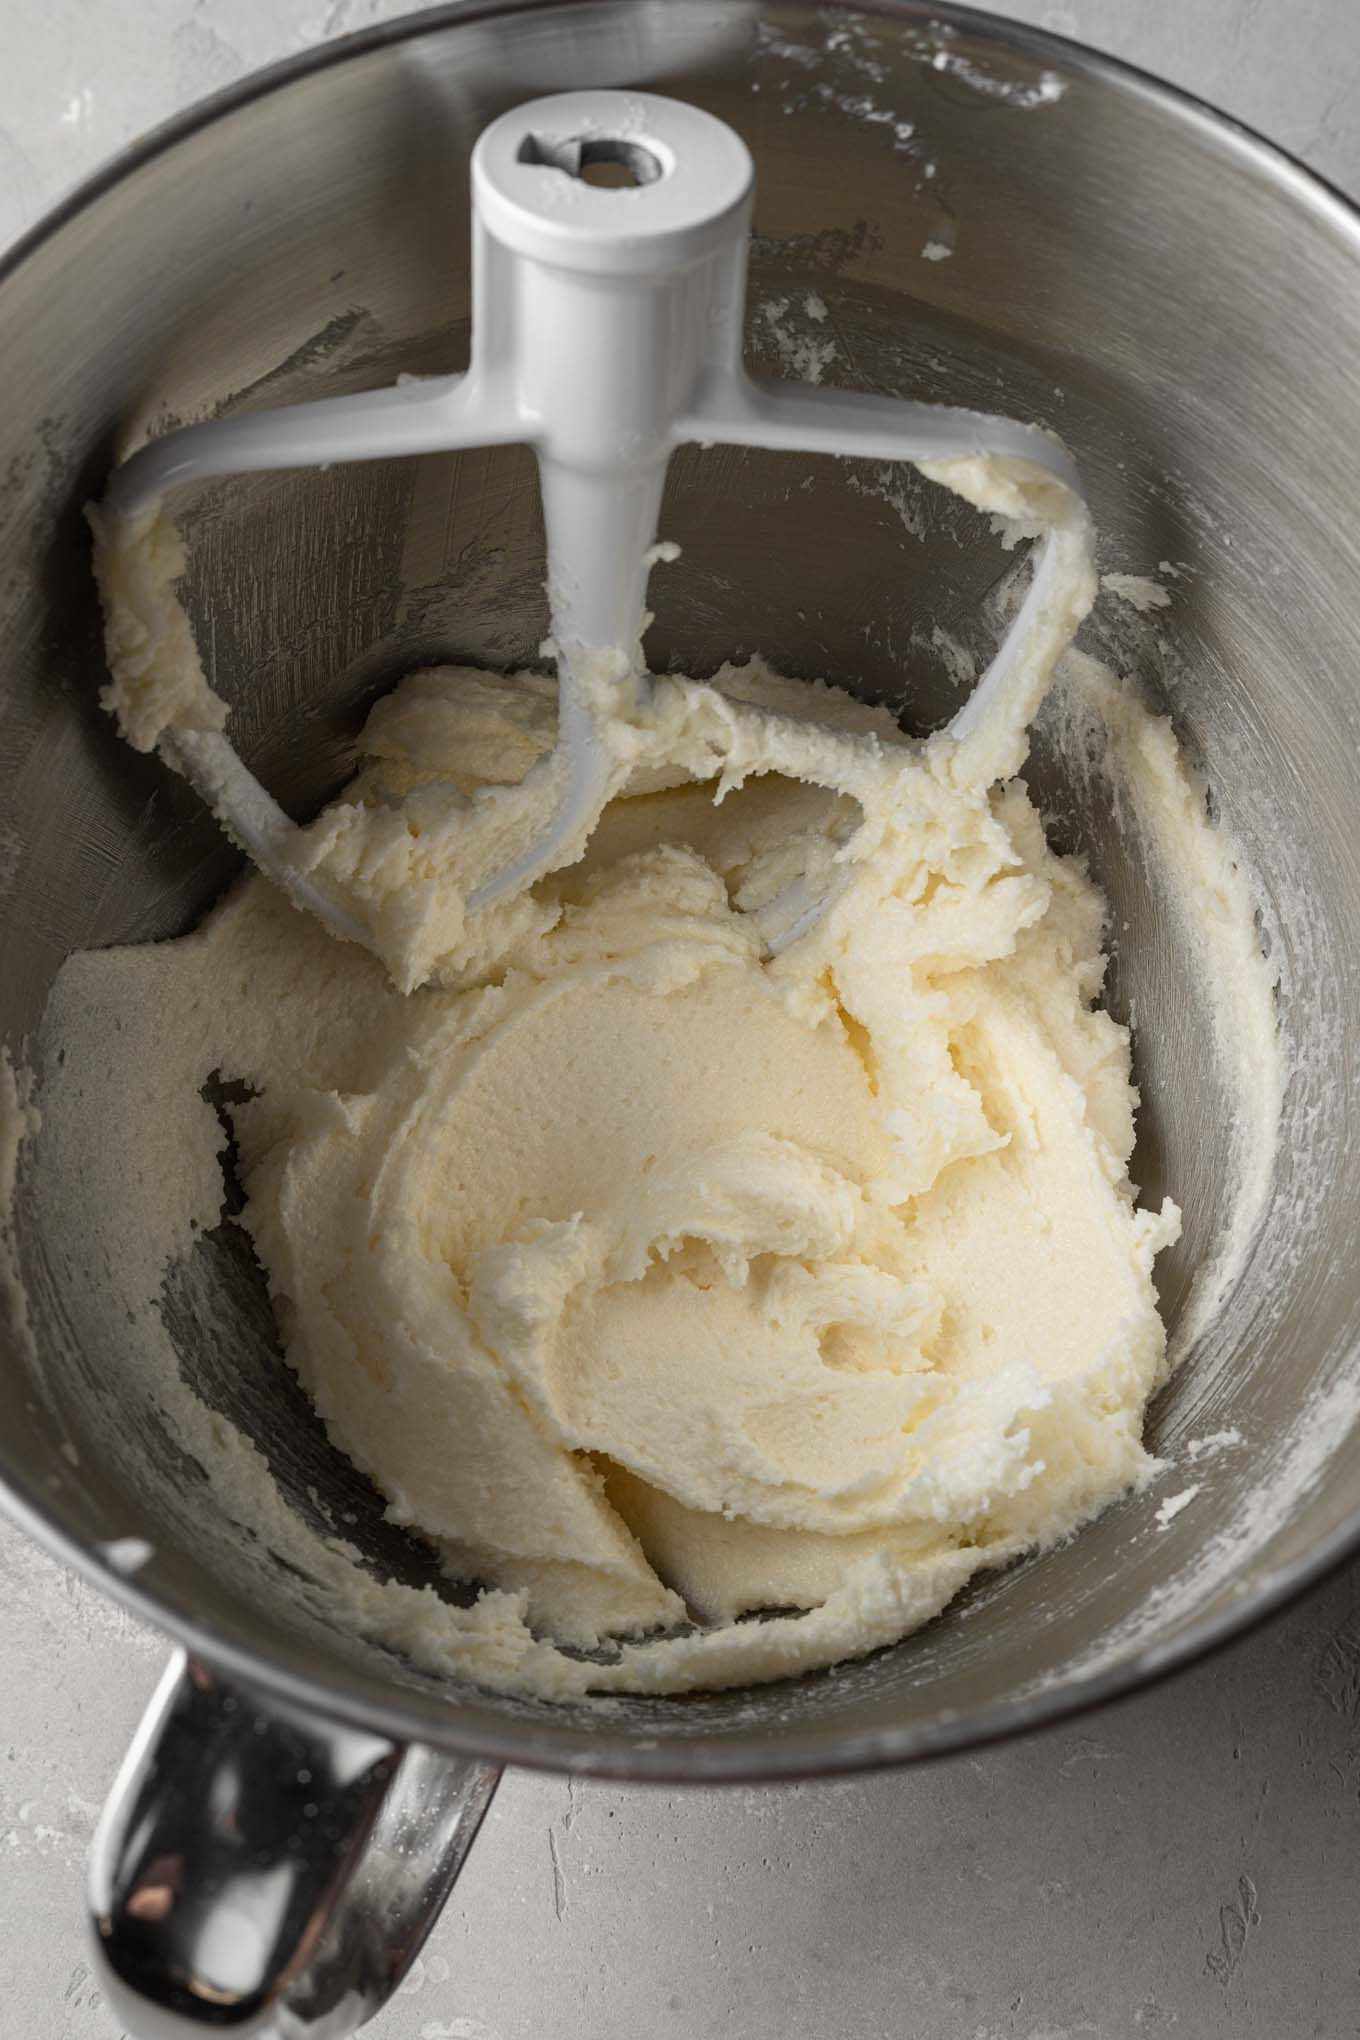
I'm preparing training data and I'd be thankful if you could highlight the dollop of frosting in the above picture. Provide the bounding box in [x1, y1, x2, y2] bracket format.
[86, 453, 1183, 1697]
[221, 644, 1178, 1693]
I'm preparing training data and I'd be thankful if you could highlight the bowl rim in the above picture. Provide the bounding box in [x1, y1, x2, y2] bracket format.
[3, 0, 1359, 1783]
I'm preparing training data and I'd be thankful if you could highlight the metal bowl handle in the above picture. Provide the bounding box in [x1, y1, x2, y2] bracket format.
[87, 1651, 501, 2039]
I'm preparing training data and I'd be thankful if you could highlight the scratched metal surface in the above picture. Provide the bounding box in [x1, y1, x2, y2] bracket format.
[4, 2, 1360, 2036]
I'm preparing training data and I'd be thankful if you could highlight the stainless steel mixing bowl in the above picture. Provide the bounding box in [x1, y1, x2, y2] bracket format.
[3, 4, 1359, 2034]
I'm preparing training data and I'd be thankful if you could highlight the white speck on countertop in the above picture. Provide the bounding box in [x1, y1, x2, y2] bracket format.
[98, 1537, 154, 1574]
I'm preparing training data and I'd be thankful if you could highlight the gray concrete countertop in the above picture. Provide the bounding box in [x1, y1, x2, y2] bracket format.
[4, 4, 1360, 2036]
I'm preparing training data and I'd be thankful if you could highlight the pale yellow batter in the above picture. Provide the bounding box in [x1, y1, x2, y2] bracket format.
[74, 454, 1190, 1698]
